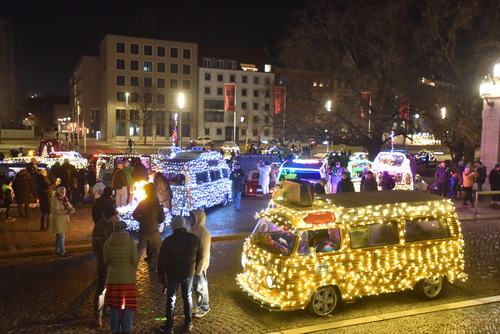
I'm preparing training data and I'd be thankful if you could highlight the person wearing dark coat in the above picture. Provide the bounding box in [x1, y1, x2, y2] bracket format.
[131, 158, 148, 182]
[434, 161, 450, 197]
[59, 159, 78, 204]
[489, 164, 500, 204]
[92, 187, 115, 224]
[336, 172, 355, 193]
[12, 169, 33, 218]
[36, 169, 59, 231]
[157, 216, 202, 333]
[361, 171, 378, 191]
[86, 165, 97, 196]
[381, 171, 396, 191]
[26, 158, 40, 203]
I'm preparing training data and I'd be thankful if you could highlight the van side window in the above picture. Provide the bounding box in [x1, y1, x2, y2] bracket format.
[350, 222, 398, 249]
[196, 171, 209, 184]
[222, 169, 229, 178]
[404, 218, 450, 242]
[308, 228, 341, 253]
[210, 170, 221, 181]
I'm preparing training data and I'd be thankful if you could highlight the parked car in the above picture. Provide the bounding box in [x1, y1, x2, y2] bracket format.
[194, 136, 213, 146]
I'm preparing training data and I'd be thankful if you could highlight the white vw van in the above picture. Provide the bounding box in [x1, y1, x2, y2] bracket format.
[237, 182, 467, 316]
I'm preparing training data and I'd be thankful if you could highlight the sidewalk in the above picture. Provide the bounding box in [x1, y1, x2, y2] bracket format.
[1, 195, 499, 259]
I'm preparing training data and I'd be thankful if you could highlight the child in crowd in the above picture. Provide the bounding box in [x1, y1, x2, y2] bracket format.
[2, 179, 15, 221]
[448, 173, 458, 199]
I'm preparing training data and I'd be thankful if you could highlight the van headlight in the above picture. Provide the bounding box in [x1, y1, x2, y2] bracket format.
[241, 253, 247, 269]
[265, 275, 275, 289]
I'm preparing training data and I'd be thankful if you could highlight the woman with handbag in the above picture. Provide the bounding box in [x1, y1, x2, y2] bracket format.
[50, 186, 75, 257]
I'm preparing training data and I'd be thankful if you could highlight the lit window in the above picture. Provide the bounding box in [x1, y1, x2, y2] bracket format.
[144, 61, 153, 72]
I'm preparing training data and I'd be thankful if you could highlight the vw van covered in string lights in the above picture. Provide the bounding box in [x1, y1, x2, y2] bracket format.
[152, 150, 232, 216]
[371, 151, 414, 190]
[237, 182, 466, 316]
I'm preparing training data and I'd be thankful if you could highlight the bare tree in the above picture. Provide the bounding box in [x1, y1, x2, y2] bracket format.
[130, 80, 157, 145]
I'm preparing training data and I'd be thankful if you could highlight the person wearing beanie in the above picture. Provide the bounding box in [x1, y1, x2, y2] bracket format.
[489, 163, 500, 204]
[103, 221, 138, 334]
[157, 216, 201, 333]
[91, 205, 120, 327]
[133, 183, 165, 262]
[189, 209, 211, 318]
[92, 187, 115, 224]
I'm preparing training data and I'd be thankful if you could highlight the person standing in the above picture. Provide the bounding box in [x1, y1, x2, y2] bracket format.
[269, 163, 279, 193]
[475, 161, 487, 192]
[12, 168, 32, 218]
[157, 216, 201, 333]
[93, 178, 106, 201]
[434, 161, 450, 197]
[127, 138, 135, 153]
[257, 160, 272, 199]
[132, 183, 164, 262]
[462, 167, 478, 206]
[489, 164, 500, 205]
[92, 187, 115, 224]
[26, 157, 40, 203]
[1, 179, 15, 222]
[59, 159, 78, 204]
[189, 210, 211, 318]
[361, 171, 378, 191]
[86, 164, 97, 196]
[122, 160, 134, 205]
[92, 205, 120, 328]
[36, 169, 60, 231]
[131, 158, 148, 182]
[153, 171, 173, 211]
[328, 160, 345, 193]
[103, 221, 139, 334]
[380, 171, 396, 191]
[111, 162, 128, 208]
[336, 172, 355, 193]
[229, 163, 245, 212]
[50, 186, 75, 257]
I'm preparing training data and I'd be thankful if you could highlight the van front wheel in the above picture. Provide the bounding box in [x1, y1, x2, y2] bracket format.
[308, 286, 340, 316]
[415, 276, 443, 300]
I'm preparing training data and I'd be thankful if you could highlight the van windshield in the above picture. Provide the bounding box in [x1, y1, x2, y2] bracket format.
[250, 218, 297, 256]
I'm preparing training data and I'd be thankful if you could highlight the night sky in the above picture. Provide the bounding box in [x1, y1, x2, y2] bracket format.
[2, 0, 308, 97]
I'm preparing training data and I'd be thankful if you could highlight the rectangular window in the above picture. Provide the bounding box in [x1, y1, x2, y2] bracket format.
[242, 76, 247, 83]
[182, 64, 191, 75]
[157, 46, 166, 57]
[217, 87, 223, 95]
[170, 47, 178, 58]
[264, 116, 270, 123]
[217, 74, 223, 82]
[241, 102, 247, 109]
[116, 75, 125, 86]
[404, 218, 450, 242]
[229, 61, 236, 69]
[253, 89, 259, 97]
[216, 128, 222, 135]
[144, 45, 152, 56]
[144, 61, 153, 72]
[170, 63, 178, 74]
[130, 60, 139, 71]
[130, 76, 139, 87]
[254, 76, 260, 84]
[350, 222, 399, 249]
[264, 104, 270, 111]
[144, 93, 152, 104]
[230, 75, 236, 82]
[130, 92, 139, 103]
[183, 80, 191, 90]
[205, 128, 210, 135]
[266, 77, 271, 85]
[265, 90, 271, 98]
[217, 60, 224, 68]
[253, 116, 259, 123]
[157, 78, 166, 88]
[205, 73, 211, 81]
[253, 103, 258, 110]
[252, 129, 258, 136]
[157, 94, 166, 104]
[116, 42, 125, 53]
[204, 87, 211, 94]
[157, 62, 166, 73]
[170, 79, 178, 89]
[130, 43, 139, 55]
[144, 77, 153, 87]
[183, 48, 191, 59]
[116, 92, 126, 102]
[116, 59, 125, 70]
[242, 129, 246, 136]
[203, 59, 212, 67]
[242, 89, 247, 96]
[264, 130, 270, 136]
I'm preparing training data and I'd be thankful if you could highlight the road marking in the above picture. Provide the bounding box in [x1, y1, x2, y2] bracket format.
[267, 295, 500, 334]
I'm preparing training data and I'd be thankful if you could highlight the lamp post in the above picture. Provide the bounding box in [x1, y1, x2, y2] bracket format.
[125, 92, 130, 142]
[479, 57, 500, 179]
[178, 92, 185, 148]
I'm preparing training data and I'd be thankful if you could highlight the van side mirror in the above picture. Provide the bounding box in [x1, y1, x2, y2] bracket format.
[309, 247, 316, 256]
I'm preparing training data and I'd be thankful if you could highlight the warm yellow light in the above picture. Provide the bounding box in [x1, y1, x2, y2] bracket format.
[178, 92, 185, 109]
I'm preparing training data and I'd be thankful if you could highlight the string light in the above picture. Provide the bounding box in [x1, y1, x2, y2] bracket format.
[236, 192, 466, 312]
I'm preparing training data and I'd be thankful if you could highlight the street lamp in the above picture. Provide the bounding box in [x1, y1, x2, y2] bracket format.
[125, 92, 130, 141]
[325, 100, 332, 112]
[178, 92, 185, 148]
[441, 107, 446, 119]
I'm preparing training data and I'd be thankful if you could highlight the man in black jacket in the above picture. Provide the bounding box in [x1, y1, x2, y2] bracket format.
[91, 187, 115, 224]
[157, 216, 202, 334]
[111, 162, 128, 207]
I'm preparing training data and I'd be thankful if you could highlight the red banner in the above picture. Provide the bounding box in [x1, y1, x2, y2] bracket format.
[224, 84, 236, 112]
[360, 91, 371, 117]
[274, 87, 286, 114]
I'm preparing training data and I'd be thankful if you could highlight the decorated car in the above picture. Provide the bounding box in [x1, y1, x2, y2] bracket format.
[371, 151, 414, 190]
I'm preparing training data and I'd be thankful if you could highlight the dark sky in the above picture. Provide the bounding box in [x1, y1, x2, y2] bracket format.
[2, 0, 308, 96]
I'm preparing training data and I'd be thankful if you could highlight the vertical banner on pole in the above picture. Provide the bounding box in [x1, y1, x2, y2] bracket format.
[274, 87, 285, 114]
[224, 84, 236, 112]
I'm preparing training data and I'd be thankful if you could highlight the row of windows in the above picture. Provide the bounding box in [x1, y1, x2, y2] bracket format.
[201, 127, 270, 137]
[116, 42, 191, 59]
[204, 72, 272, 84]
[204, 87, 271, 98]
[116, 92, 191, 105]
[116, 59, 191, 74]
[116, 75, 191, 90]
[202, 59, 237, 69]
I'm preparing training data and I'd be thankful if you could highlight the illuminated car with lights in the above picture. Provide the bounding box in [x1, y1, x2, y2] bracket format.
[244, 169, 277, 196]
[276, 159, 327, 187]
[237, 184, 467, 316]
[371, 151, 414, 190]
[152, 150, 232, 216]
